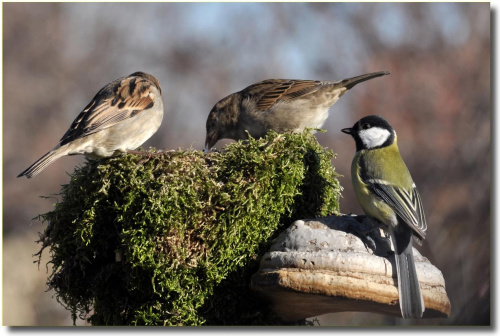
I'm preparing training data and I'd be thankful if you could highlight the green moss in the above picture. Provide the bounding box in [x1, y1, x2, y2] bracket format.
[36, 130, 341, 326]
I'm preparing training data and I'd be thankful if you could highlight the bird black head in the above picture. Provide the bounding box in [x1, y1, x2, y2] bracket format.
[341, 115, 395, 151]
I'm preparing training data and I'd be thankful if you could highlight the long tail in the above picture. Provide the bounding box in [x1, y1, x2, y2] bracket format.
[17, 145, 67, 179]
[390, 226, 425, 319]
[338, 71, 390, 90]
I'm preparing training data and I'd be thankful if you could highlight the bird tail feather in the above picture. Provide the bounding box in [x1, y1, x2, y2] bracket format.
[390, 227, 425, 319]
[339, 71, 390, 90]
[17, 145, 67, 179]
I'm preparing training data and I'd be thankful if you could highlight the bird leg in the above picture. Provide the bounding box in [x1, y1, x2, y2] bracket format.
[343, 215, 392, 255]
[343, 214, 378, 253]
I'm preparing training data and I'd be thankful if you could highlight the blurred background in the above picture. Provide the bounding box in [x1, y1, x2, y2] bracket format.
[3, 3, 490, 326]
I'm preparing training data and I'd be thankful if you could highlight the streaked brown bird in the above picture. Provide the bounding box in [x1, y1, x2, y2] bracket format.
[18, 71, 164, 179]
[204, 71, 389, 150]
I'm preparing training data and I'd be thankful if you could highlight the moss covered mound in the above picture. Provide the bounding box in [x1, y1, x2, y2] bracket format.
[37, 131, 341, 326]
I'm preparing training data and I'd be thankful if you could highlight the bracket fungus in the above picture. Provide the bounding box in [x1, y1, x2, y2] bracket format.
[251, 215, 451, 321]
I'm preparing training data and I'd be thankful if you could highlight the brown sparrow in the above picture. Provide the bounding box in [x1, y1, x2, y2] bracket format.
[205, 71, 389, 150]
[18, 71, 164, 179]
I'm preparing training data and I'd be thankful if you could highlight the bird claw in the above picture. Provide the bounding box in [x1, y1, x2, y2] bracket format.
[343, 214, 379, 254]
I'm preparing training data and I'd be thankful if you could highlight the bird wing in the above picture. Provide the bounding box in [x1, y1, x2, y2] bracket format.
[252, 79, 323, 111]
[59, 74, 159, 146]
[367, 180, 427, 241]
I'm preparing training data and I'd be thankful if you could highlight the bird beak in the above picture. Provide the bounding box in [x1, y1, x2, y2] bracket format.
[204, 132, 218, 152]
[341, 127, 353, 135]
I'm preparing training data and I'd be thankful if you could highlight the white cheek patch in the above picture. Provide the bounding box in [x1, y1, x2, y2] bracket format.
[359, 127, 391, 148]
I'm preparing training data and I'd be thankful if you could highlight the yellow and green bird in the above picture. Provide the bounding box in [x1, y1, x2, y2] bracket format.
[342, 115, 427, 319]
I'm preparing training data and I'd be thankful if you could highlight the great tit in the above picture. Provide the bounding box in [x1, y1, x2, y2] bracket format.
[342, 115, 427, 319]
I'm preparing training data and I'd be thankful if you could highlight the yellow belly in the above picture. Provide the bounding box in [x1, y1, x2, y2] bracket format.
[351, 151, 397, 227]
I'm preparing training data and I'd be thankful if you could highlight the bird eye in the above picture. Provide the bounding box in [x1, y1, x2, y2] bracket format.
[361, 123, 371, 130]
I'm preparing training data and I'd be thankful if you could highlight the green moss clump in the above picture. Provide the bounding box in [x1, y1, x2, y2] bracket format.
[37, 130, 341, 326]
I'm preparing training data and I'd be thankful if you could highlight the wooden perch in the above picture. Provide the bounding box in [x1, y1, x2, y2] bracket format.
[251, 215, 451, 321]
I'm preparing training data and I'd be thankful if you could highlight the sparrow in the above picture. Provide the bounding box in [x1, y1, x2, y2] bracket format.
[342, 115, 427, 318]
[204, 71, 389, 150]
[18, 71, 164, 179]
